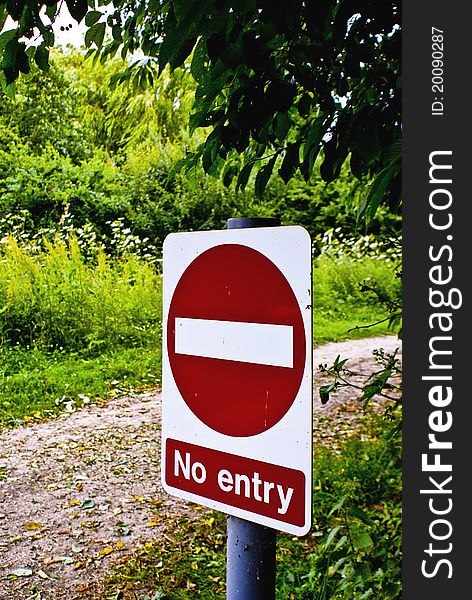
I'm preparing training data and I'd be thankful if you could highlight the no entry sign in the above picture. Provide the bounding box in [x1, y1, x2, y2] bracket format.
[162, 226, 312, 535]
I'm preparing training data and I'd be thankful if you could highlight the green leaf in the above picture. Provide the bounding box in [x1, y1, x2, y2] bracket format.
[206, 155, 224, 178]
[173, 0, 196, 23]
[167, 152, 201, 188]
[303, 115, 329, 161]
[328, 495, 347, 516]
[189, 109, 207, 135]
[65, 0, 88, 24]
[236, 161, 254, 191]
[112, 24, 122, 43]
[0, 5, 8, 31]
[17, 43, 30, 75]
[223, 164, 237, 187]
[2, 37, 19, 83]
[191, 37, 207, 84]
[333, 355, 348, 370]
[385, 138, 402, 163]
[351, 505, 374, 526]
[279, 143, 299, 184]
[297, 92, 312, 117]
[25, 45, 35, 61]
[358, 368, 392, 406]
[159, 1, 211, 74]
[319, 382, 336, 405]
[170, 36, 197, 71]
[352, 530, 374, 552]
[301, 115, 329, 180]
[185, 157, 199, 189]
[353, 126, 381, 163]
[85, 10, 102, 27]
[34, 44, 50, 72]
[254, 156, 276, 197]
[5, 0, 23, 20]
[274, 112, 292, 141]
[45, 3, 58, 21]
[202, 142, 215, 173]
[42, 26, 55, 47]
[358, 162, 400, 224]
[324, 525, 341, 547]
[158, 8, 186, 73]
[85, 22, 106, 49]
[333, 536, 348, 552]
[0, 29, 17, 52]
[166, 156, 188, 184]
[0, 74, 16, 97]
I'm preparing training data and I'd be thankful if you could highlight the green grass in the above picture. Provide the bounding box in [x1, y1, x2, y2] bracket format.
[313, 254, 401, 345]
[314, 307, 392, 345]
[0, 346, 161, 426]
[99, 417, 401, 600]
[0, 237, 163, 427]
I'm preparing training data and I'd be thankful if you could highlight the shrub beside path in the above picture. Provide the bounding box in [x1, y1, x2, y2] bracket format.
[0, 335, 401, 599]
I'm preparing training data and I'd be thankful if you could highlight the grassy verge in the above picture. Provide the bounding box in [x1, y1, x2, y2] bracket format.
[314, 307, 392, 345]
[0, 346, 161, 426]
[313, 254, 401, 345]
[0, 237, 163, 427]
[100, 417, 401, 600]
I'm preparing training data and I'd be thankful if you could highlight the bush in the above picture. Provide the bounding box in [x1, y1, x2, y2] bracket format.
[315, 255, 401, 308]
[0, 236, 162, 353]
[276, 420, 402, 599]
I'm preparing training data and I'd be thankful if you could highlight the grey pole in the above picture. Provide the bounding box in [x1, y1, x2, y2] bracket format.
[225, 216, 280, 600]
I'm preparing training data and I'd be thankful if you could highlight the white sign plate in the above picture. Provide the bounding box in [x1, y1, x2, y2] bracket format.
[161, 226, 312, 535]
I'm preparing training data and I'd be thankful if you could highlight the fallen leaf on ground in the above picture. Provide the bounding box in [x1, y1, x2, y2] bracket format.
[23, 521, 43, 530]
[36, 569, 50, 579]
[147, 519, 161, 527]
[10, 568, 33, 577]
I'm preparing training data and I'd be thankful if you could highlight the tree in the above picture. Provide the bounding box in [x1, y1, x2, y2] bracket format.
[0, 0, 401, 220]
[0, 47, 196, 157]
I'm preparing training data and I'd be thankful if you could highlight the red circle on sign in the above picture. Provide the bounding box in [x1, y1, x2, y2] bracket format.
[167, 244, 306, 437]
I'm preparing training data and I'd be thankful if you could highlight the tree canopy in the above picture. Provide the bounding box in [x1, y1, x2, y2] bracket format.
[0, 0, 401, 219]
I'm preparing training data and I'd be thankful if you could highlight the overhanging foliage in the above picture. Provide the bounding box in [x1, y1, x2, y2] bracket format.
[1, 0, 401, 218]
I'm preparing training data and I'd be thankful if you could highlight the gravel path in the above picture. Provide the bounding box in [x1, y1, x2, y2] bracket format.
[0, 335, 401, 599]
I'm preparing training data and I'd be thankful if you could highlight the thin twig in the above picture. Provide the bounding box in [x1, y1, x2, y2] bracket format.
[347, 312, 402, 333]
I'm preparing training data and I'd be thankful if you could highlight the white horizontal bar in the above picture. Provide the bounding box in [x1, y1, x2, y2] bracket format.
[174, 318, 293, 368]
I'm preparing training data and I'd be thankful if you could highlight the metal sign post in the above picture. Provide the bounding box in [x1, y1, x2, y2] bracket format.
[226, 515, 276, 599]
[225, 217, 279, 599]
